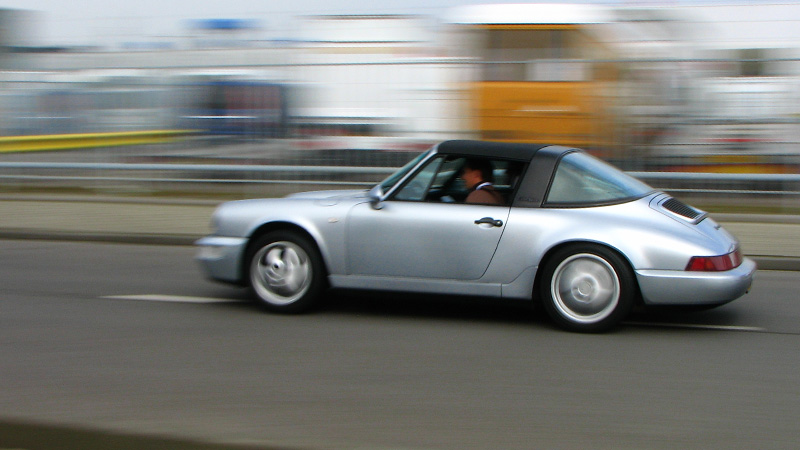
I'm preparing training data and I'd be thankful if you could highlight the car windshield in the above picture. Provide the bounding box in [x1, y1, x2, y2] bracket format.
[546, 152, 654, 205]
[379, 150, 431, 191]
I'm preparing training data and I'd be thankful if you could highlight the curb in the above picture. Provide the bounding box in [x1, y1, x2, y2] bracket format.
[0, 418, 290, 450]
[0, 230, 198, 246]
[748, 256, 800, 271]
[714, 213, 800, 224]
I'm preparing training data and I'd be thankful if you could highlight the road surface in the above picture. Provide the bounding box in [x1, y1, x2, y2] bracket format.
[1, 240, 799, 449]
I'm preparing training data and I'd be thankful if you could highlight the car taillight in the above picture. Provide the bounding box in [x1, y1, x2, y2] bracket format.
[686, 249, 743, 272]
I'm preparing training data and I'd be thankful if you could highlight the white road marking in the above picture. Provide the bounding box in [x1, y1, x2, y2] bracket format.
[102, 294, 240, 304]
[625, 321, 765, 332]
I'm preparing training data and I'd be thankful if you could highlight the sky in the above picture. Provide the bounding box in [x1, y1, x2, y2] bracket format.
[0, 0, 794, 48]
[0, 0, 525, 47]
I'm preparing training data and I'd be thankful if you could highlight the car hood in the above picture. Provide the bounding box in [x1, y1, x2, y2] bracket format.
[286, 189, 366, 199]
[213, 189, 368, 237]
[218, 189, 365, 213]
[286, 189, 367, 205]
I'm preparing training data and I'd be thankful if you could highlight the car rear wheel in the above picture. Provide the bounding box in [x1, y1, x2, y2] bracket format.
[246, 231, 325, 313]
[540, 245, 635, 332]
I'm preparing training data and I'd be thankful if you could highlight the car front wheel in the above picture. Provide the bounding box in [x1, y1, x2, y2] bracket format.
[246, 231, 325, 313]
[540, 245, 636, 332]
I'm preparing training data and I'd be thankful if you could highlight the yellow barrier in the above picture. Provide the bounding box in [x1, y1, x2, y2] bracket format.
[0, 130, 198, 153]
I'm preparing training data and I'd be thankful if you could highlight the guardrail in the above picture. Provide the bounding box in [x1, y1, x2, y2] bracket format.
[1, 162, 800, 196]
[0, 130, 197, 153]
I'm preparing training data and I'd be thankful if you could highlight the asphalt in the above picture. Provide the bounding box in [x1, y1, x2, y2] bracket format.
[1, 194, 799, 270]
[0, 193, 797, 449]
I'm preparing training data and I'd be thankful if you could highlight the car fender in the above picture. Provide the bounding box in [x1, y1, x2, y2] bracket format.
[214, 197, 363, 276]
[486, 196, 737, 286]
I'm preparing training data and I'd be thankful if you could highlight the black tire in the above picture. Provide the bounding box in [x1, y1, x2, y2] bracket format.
[245, 230, 326, 313]
[539, 244, 636, 332]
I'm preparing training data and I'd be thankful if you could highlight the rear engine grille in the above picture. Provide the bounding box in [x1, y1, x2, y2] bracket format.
[662, 197, 703, 220]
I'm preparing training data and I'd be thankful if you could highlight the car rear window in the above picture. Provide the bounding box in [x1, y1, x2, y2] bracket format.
[545, 152, 653, 206]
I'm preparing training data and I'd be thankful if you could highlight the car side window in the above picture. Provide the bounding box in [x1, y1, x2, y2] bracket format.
[495, 161, 526, 191]
[393, 157, 443, 201]
[392, 155, 526, 205]
[428, 157, 467, 202]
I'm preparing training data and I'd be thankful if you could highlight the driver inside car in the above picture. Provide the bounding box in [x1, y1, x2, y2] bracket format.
[461, 158, 504, 205]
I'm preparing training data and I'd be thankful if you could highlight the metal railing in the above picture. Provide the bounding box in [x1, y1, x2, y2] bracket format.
[2, 161, 799, 197]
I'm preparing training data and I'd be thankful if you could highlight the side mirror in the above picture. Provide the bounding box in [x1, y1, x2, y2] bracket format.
[367, 185, 385, 210]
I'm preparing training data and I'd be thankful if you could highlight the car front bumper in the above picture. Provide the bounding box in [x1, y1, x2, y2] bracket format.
[636, 257, 756, 306]
[195, 236, 249, 284]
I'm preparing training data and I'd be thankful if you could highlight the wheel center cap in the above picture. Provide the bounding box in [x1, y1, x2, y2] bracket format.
[574, 278, 594, 301]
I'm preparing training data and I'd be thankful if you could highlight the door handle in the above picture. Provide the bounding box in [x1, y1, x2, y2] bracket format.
[474, 217, 503, 227]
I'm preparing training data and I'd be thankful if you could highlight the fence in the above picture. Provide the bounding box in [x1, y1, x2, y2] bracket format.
[2, 56, 800, 212]
[1, 160, 798, 212]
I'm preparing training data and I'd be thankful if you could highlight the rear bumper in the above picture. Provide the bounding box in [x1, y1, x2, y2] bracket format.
[195, 236, 248, 284]
[636, 258, 756, 306]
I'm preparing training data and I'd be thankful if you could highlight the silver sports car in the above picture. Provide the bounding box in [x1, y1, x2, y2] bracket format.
[196, 140, 755, 332]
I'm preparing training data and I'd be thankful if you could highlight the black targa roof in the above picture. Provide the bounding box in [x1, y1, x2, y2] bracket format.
[435, 140, 550, 161]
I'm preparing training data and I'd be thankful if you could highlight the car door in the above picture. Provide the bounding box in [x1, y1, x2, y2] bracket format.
[345, 155, 511, 280]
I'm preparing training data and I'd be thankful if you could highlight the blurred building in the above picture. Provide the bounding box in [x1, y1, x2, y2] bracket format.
[288, 15, 470, 141]
[185, 19, 263, 49]
[0, 9, 45, 70]
[2, 3, 800, 151]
